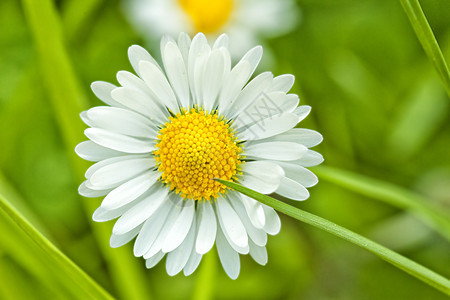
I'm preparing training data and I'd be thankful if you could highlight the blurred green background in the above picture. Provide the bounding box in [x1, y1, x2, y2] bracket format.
[1, 0, 449, 299]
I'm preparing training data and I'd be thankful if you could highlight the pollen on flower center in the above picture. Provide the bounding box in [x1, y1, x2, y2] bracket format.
[155, 108, 242, 201]
[178, 0, 233, 34]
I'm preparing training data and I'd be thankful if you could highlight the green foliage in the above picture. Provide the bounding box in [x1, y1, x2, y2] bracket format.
[0, 0, 449, 299]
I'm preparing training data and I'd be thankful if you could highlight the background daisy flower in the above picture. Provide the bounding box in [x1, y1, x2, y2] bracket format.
[122, 0, 299, 58]
[76, 32, 322, 279]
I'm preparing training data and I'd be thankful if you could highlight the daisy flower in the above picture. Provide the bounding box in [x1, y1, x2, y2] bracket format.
[123, 0, 299, 58]
[76, 33, 322, 279]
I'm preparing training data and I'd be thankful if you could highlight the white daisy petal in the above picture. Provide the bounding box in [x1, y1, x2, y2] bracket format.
[216, 198, 248, 249]
[241, 195, 266, 229]
[183, 251, 203, 276]
[234, 91, 298, 128]
[213, 34, 229, 50]
[244, 141, 307, 161]
[85, 128, 154, 154]
[202, 49, 224, 112]
[160, 35, 176, 60]
[195, 201, 217, 255]
[115, 71, 173, 120]
[110, 225, 142, 248]
[88, 156, 155, 189]
[262, 205, 281, 235]
[91, 81, 122, 107]
[78, 181, 111, 198]
[145, 251, 165, 269]
[271, 74, 295, 93]
[113, 186, 169, 235]
[293, 105, 312, 122]
[293, 129, 324, 148]
[240, 45, 263, 79]
[218, 47, 232, 81]
[216, 225, 240, 280]
[128, 44, 161, 76]
[283, 94, 300, 112]
[276, 162, 319, 187]
[275, 177, 310, 201]
[241, 159, 284, 196]
[134, 198, 172, 257]
[242, 161, 284, 192]
[177, 32, 191, 63]
[85, 155, 146, 179]
[144, 196, 184, 259]
[111, 87, 168, 123]
[238, 113, 300, 141]
[228, 193, 267, 246]
[249, 239, 268, 266]
[240, 173, 280, 195]
[116, 70, 149, 92]
[162, 201, 195, 253]
[219, 47, 263, 116]
[80, 111, 94, 127]
[92, 202, 135, 222]
[139, 60, 180, 114]
[86, 106, 157, 138]
[101, 171, 160, 210]
[188, 33, 210, 102]
[166, 218, 196, 276]
[294, 150, 324, 167]
[227, 72, 273, 119]
[193, 48, 210, 107]
[218, 60, 251, 113]
[261, 128, 323, 148]
[163, 42, 190, 108]
[75, 141, 124, 162]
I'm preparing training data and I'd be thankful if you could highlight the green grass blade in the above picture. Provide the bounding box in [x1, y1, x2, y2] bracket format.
[0, 193, 113, 299]
[21, 0, 151, 298]
[0, 216, 80, 298]
[400, 0, 450, 98]
[216, 179, 450, 295]
[314, 166, 450, 241]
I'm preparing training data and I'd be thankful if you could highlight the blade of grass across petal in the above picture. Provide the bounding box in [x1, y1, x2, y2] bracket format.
[400, 0, 450, 98]
[314, 166, 450, 242]
[21, 0, 151, 298]
[0, 193, 113, 299]
[216, 179, 450, 295]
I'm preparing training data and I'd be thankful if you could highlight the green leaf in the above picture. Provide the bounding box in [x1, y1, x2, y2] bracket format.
[0, 193, 113, 299]
[400, 0, 450, 98]
[314, 166, 450, 241]
[215, 179, 450, 295]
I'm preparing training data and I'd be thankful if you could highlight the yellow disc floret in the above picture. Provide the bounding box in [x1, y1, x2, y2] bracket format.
[178, 0, 233, 34]
[155, 108, 242, 201]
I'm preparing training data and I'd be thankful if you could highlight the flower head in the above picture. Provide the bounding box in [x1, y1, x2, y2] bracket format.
[76, 33, 323, 279]
[123, 0, 299, 58]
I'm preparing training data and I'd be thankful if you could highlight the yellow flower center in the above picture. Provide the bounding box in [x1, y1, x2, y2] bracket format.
[155, 109, 242, 201]
[178, 0, 234, 34]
